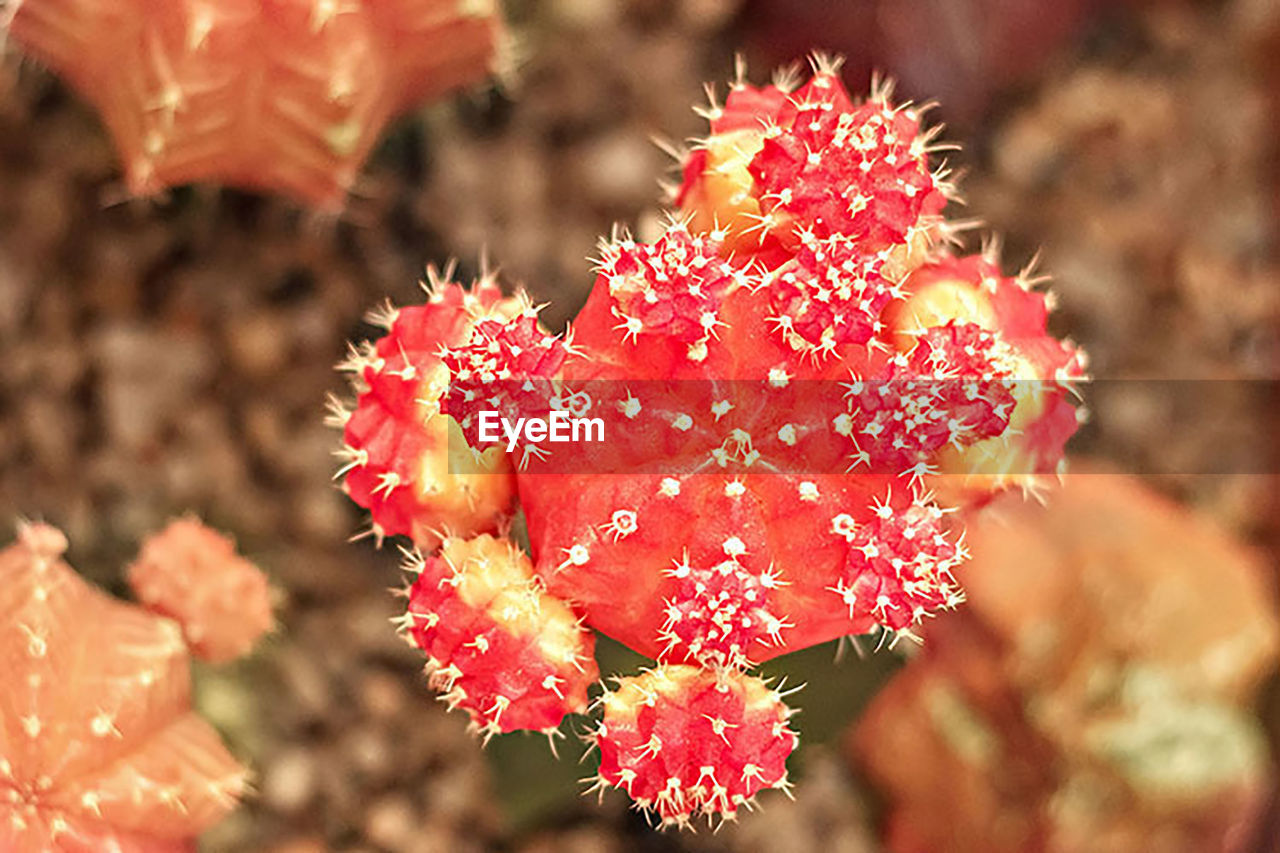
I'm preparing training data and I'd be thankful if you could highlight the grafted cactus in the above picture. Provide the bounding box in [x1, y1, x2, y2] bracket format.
[0, 519, 270, 851]
[332, 55, 1086, 827]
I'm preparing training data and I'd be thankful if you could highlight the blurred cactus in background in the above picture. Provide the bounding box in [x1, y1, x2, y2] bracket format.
[128, 517, 276, 665]
[0, 519, 271, 851]
[3, 0, 506, 208]
[852, 470, 1279, 852]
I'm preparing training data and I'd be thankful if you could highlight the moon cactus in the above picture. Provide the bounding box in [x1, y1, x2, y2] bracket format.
[332, 55, 1086, 827]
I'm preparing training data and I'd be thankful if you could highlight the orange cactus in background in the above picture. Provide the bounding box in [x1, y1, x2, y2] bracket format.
[4, 0, 506, 208]
[128, 518, 275, 664]
[851, 470, 1280, 852]
[0, 521, 267, 851]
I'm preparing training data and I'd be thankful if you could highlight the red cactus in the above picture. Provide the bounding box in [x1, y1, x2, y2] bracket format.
[0, 522, 253, 851]
[884, 254, 1086, 495]
[333, 272, 522, 548]
[588, 665, 797, 828]
[333, 55, 1086, 825]
[678, 57, 950, 272]
[127, 517, 274, 664]
[397, 534, 598, 739]
[748, 78, 944, 250]
[6, 0, 505, 208]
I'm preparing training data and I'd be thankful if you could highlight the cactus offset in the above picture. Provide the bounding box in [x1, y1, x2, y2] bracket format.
[588, 666, 797, 827]
[128, 517, 275, 664]
[333, 55, 1086, 826]
[398, 534, 597, 741]
[6, 0, 505, 208]
[334, 273, 521, 548]
[0, 521, 265, 851]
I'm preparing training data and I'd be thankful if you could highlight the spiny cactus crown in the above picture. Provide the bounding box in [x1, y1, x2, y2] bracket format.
[331, 55, 1086, 828]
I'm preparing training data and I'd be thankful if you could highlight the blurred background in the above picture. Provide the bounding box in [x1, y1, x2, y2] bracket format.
[0, 0, 1276, 850]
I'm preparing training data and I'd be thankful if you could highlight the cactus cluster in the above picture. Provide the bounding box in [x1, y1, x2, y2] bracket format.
[5, 0, 505, 208]
[331, 56, 1086, 827]
[0, 519, 272, 850]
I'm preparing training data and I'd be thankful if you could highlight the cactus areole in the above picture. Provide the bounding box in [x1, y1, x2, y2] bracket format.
[332, 55, 1086, 827]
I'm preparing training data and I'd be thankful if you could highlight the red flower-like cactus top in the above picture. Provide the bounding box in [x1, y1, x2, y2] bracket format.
[333, 56, 1087, 827]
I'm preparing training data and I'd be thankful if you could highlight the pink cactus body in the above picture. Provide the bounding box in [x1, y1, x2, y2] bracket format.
[127, 518, 274, 664]
[7, 0, 505, 209]
[334, 56, 1086, 825]
[0, 523, 249, 852]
